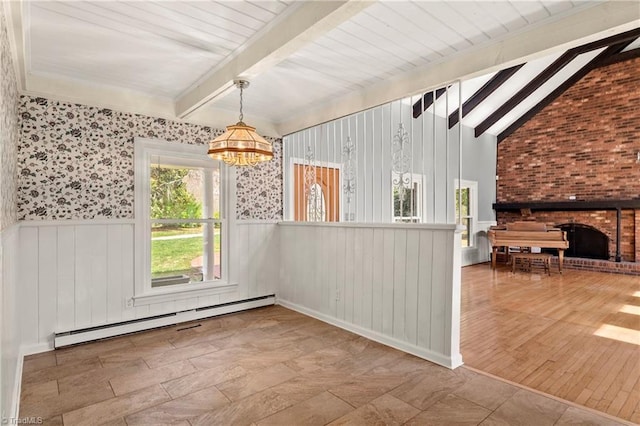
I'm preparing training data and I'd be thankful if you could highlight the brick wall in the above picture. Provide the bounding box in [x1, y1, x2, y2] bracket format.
[497, 57, 640, 202]
[498, 210, 635, 261]
[497, 57, 640, 264]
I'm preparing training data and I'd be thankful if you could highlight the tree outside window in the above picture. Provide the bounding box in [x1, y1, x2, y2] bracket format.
[455, 186, 472, 247]
[150, 163, 221, 287]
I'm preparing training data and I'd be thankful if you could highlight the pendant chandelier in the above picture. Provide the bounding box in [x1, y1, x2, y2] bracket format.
[208, 80, 273, 166]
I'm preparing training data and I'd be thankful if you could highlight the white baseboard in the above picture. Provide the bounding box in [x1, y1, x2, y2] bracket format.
[55, 296, 275, 347]
[277, 299, 463, 369]
[10, 356, 22, 421]
[21, 342, 54, 356]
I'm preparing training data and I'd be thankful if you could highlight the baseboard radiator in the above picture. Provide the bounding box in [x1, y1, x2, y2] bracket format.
[54, 295, 275, 348]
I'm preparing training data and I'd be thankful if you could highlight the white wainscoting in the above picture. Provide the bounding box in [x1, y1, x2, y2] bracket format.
[278, 222, 463, 369]
[1, 223, 22, 422]
[17, 220, 279, 352]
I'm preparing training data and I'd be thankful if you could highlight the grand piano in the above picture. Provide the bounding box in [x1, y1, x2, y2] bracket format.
[488, 221, 569, 272]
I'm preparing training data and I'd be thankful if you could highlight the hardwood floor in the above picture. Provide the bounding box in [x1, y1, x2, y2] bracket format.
[461, 264, 640, 423]
[20, 305, 630, 425]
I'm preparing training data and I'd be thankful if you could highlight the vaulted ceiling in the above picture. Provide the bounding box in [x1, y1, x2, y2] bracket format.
[3, 1, 639, 137]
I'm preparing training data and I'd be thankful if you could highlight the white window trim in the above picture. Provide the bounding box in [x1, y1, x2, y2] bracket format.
[392, 172, 425, 223]
[454, 179, 478, 249]
[133, 137, 235, 306]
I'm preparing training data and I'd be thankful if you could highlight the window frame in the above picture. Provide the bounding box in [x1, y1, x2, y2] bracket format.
[391, 172, 425, 223]
[454, 179, 478, 249]
[133, 137, 235, 306]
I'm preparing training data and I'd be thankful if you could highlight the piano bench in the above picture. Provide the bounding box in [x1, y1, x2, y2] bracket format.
[511, 252, 553, 275]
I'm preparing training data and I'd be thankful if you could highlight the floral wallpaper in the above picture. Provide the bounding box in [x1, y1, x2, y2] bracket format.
[0, 6, 19, 230]
[17, 95, 283, 221]
[236, 135, 283, 220]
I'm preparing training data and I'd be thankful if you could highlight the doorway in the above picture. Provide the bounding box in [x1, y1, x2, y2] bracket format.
[293, 164, 340, 222]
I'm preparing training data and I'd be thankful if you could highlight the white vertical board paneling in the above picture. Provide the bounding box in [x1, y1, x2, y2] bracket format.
[310, 226, 322, 313]
[371, 228, 384, 333]
[335, 224, 346, 320]
[343, 227, 355, 323]
[449, 227, 463, 366]
[279, 225, 294, 301]
[417, 230, 434, 348]
[73, 226, 93, 327]
[246, 224, 260, 296]
[2, 224, 22, 421]
[231, 223, 249, 297]
[247, 223, 278, 297]
[76, 225, 109, 328]
[430, 230, 448, 354]
[326, 227, 337, 317]
[318, 227, 331, 315]
[148, 301, 176, 317]
[392, 229, 407, 340]
[120, 224, 136, 322]
[106, 225, 124, 323]
[404, 230, 420, 345]
[278, 222, 462, 369]
[282, 94, 498, 258]
[18, 221, 279, 349]
[360, 228, 373, 330]
[18, 227, 39, 344]
[38, 227, 58, 346]
[352, 228, 363, 326]
[381, 228, 394, 336]
[56, 227, 75, 331]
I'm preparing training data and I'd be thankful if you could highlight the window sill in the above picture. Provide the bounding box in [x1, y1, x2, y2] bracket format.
[133, 281, 238, 306]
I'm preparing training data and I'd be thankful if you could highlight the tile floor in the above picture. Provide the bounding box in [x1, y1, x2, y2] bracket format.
[20, 306, 631, 425]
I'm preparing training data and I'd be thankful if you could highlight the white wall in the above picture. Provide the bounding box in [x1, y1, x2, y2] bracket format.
[282, 96, 497, 257]
[17, 220, 279, 351]
[278, 222, 463, 369]
[1, 224, 20, 422]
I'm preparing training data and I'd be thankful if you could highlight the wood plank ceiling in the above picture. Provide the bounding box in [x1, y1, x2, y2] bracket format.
[5, 1, 639, 137]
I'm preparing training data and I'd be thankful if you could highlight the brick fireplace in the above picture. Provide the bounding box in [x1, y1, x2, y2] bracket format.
[495, 56, 640, 274]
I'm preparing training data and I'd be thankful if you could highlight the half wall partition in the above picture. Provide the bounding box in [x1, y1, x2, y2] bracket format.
[278, 84, 496, 368]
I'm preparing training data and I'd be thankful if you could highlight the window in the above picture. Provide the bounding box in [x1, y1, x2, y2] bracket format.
[455, 180, 477, 248]
[150, 161, 221, 287]
[392, 173, 423, 223]
[134, 138, 232, 303]
[306, 183, 327, 222]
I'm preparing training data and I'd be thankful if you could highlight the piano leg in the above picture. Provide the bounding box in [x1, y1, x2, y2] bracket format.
[558, 249, 564, 274]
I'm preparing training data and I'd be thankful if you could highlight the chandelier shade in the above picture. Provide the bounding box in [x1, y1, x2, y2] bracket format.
[208, 80, 273, 166]
[208, 121, 273, 166]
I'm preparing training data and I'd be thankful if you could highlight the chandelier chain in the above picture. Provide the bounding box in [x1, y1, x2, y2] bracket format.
[239, 85, 244, 122]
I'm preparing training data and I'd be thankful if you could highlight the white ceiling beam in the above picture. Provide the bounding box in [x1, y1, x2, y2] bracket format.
[174, 0, 374, 119]
[276, 1, 640, 135]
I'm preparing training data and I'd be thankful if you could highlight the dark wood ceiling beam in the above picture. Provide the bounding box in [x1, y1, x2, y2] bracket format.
[412, 87, 446, 119]
[594, 46, 640, 69]
[474, 28, 640, 138]
[474, 50, 579, 137]
[448, 64, 524, 129]
[497, 40, 634, 143]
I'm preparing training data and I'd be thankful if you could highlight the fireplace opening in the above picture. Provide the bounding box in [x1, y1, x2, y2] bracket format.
[544, 223, 609, 260]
